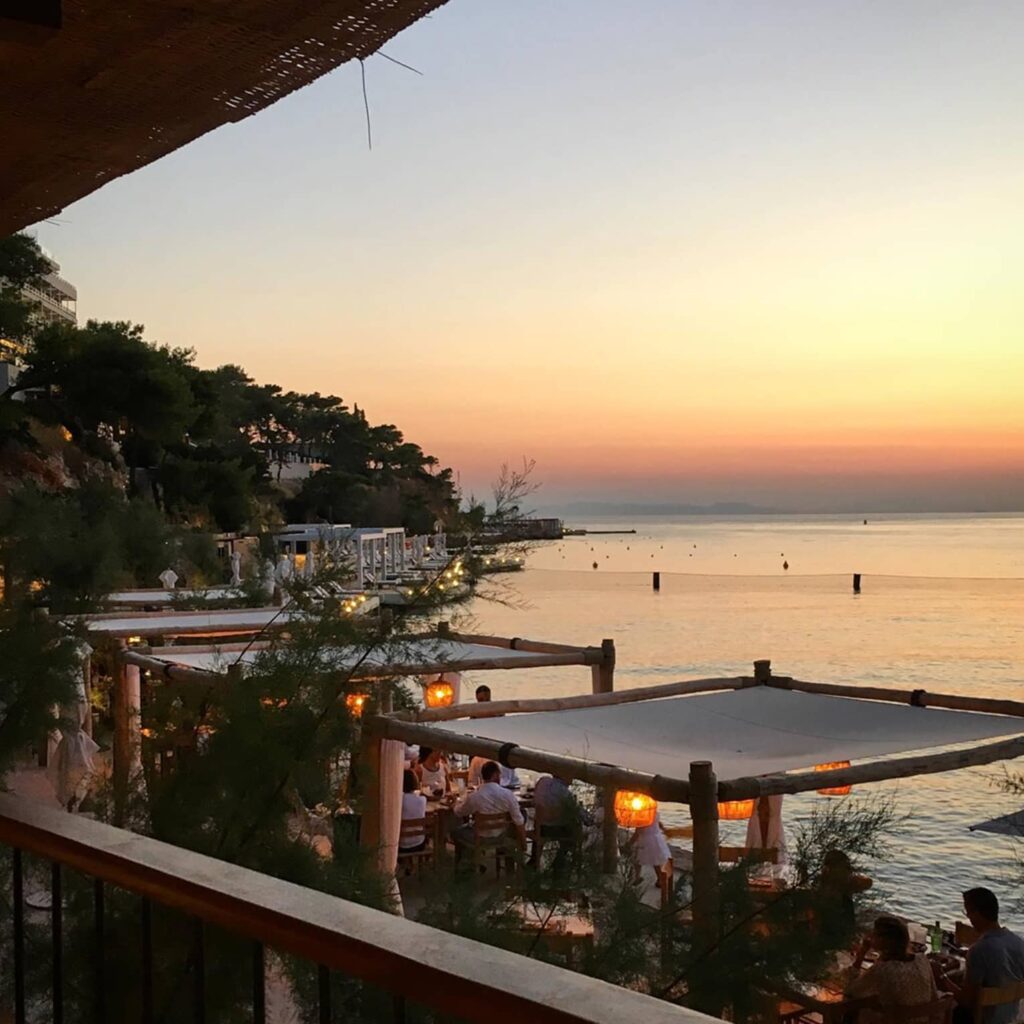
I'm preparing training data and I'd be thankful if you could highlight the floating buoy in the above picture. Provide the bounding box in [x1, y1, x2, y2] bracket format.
[783, 560, 789, 571]
[592, 561, 598, 569]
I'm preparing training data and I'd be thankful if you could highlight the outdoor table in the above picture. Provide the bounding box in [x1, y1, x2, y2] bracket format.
[513, 902, 595, 967]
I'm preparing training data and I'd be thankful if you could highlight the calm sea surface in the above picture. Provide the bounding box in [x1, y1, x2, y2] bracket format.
[463, 514, 1024, 926]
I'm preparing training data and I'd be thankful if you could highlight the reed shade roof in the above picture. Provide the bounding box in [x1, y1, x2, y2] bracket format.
[136, 637, 595, 676]
[0, 0, 448, 235]
[430, 687, 1024, 783]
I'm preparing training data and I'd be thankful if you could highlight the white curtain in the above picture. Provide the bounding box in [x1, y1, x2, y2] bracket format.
[745, 794, 787, 878]
[379, 739, 406, 877]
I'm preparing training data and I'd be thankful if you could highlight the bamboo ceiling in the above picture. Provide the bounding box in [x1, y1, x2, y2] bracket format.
[0, 0, 449, 236]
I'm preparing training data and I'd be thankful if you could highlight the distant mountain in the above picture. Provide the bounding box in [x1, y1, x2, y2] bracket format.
[555, 501, 786, 516]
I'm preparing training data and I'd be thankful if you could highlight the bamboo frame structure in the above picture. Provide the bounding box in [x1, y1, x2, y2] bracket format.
[362, 660, 1024, 926]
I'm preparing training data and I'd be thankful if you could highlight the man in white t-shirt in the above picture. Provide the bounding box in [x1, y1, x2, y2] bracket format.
[453, 761, 525, 849]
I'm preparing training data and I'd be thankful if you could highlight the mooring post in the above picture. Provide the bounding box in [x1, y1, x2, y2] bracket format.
[652, 571, 660, 591]
[753, 659, 772, 683]
[853, 573, 862, 594]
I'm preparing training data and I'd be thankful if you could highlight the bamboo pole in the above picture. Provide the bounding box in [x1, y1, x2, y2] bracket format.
[416, 676, 749, 723]
[446, 630, 601, 658]
[357, 731, 383, 855]
[112, 642, 131, 825]
[365, 716, 691, 803]
[718, 734, 1024, 801]
[601, 787, 618, 873]
[689, 761, 720, 954]
[770, 676, 1024, 720]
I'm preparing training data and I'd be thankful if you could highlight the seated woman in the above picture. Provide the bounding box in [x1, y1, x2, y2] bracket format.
[845, 915, 940, 1020]
[415, 746, 449, 797]
[400, 769, 428, 853]
[818, 849, 873, 945]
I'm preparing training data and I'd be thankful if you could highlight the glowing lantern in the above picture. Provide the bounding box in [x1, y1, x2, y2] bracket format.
[346, 693, 368, 717]
[815, 761, 852, 796]
[424, 678, 455, 708]
[718, 799, 755, 820]
[614, 790, 658, 829]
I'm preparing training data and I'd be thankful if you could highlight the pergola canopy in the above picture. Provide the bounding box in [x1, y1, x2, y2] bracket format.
[432, 686, 1024, 784]
[125, 633, 613, 681]
[1, 0, 448, 235]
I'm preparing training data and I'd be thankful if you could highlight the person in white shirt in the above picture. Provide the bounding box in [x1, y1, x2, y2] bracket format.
[400, 770, 428, 852]
[453, 761, 525, 850]
[415, 746, 448, 796]
[468, 754, 519, 789]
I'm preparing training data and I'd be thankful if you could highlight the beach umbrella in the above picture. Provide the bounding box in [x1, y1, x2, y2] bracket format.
[969, 810, 1024, 836]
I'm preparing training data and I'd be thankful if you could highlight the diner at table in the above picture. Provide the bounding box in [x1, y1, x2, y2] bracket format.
[469, 753, 519, 789]
[399, 769, 428, 853]
[452, 759, 526, 850]
[937, 888, 1024, 1024]
[415, 745, 449, 796]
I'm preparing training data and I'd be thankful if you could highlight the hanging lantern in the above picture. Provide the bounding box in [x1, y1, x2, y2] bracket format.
[718, 799, 755, 820]
[345, 693, 368, 717]
[614, 790, 658, 829]
[424, 677, 455, 709]
[815, 761, 852, 796]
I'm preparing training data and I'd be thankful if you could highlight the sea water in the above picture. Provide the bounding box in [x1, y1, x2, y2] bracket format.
[464, 514, 1024, 925]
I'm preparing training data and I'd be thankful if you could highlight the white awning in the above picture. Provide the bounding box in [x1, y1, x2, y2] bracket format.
[143, 639, 587, 676]
[431, 687, 1024, 782]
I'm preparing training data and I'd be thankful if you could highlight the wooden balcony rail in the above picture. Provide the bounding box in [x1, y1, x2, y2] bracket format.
[0, 793, 710, 1024]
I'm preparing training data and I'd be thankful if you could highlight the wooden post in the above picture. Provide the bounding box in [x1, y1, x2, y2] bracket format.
[591, 639, 615, 694]
[689, 761, 720, 953]
[853, 573, 861, 594]
[601, 786, 618, 873]
[652, 571, 660, 591]
[113, 642, 132, 824]
[82, 651, 93, 738]
[437, 621, 451, 639]
[357, 729, 383, 856]
[753, 659, 771, 683]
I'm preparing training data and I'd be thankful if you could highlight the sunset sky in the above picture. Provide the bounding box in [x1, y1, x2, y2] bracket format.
[32, 0, 1024, 512]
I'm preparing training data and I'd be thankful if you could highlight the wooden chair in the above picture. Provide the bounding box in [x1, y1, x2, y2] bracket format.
[455, 812, 520, 876]
[880, 995, 954, 1024]
[974, 981, 1024, 1024]
[396, 818, 433, 874]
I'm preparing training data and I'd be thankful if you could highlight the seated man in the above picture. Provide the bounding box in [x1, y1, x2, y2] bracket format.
[452, 760, 525, 852]
[532, 772, 587, 872]
[469, 754, 519, 790]
[940, 887, 1024, 1024]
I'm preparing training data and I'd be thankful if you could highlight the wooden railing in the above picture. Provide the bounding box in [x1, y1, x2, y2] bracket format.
[0, 794, 709, 1024]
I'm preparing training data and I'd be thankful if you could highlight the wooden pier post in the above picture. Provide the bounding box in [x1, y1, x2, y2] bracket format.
[753, 659, 771, 684]
[689, 760, 720, 954]
[652, 571, 660, 591]
[853, 573, 861, 594]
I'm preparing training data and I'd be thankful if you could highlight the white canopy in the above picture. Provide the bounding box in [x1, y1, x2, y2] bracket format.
[430, 686, 1024, 782]
[141, 639, 586, 676]
[83, 607, 304, 638]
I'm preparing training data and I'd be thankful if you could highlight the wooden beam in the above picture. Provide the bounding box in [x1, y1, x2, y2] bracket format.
[770, 676, 1024, 720]
[718, 734, 1024, 801]
[601, 787, 618, 873]
[446, 630, 598, 657]
[416, 676, 748, 723]
[366, 716, 691, 803]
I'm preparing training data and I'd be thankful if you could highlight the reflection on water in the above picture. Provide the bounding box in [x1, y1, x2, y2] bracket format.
[464, 515, 1024, 925]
